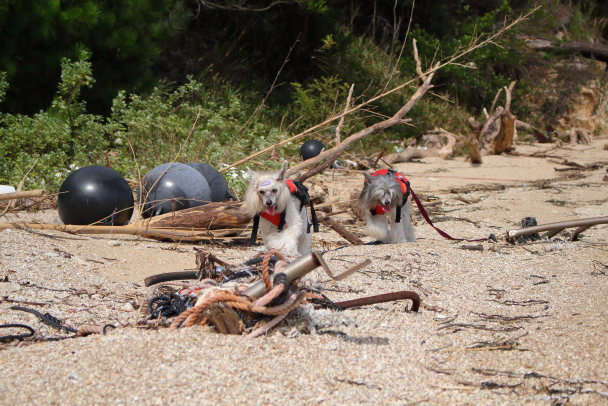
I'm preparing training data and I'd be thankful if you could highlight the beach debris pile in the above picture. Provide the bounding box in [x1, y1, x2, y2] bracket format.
[142, 249, 420, 337]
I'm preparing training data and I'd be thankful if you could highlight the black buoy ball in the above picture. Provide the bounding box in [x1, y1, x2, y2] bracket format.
[140, 163, 211, 218]
[58, 165, 134, 226]
[187, 162, 232, 202]
[300, 139, 325, 161]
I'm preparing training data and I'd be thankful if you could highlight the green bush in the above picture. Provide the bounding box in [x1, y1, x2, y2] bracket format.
[0, 54, 108, 190]
[0, 56, 287, 196]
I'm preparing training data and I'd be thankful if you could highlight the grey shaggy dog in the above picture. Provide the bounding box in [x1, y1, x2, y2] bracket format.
[358, 172, 416, 243]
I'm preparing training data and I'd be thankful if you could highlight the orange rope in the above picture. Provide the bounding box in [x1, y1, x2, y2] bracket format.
[169, 290, 307, 330]
[259, 250, 286, 291]
[168, 250, 303, 332]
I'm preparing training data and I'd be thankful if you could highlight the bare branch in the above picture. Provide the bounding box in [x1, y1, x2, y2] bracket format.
[335, 84, 355, 145]
[489, 88, 503, 113]
[504, 80, 516, 112]
[220, 7, 539, 172]
[413, 39, 424, 79]
[288, 68, 435, 178]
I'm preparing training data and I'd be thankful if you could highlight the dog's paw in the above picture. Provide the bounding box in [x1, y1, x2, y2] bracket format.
[367, 226, 388, 240]
[266, 233, 300, 256]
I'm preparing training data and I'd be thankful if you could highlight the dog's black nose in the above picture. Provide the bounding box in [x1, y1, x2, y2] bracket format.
[266, 199, 273, 206]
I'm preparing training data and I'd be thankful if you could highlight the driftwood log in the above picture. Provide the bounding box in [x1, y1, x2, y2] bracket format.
[137, 201, 251, 229]
[385, 128, 458, 164]
[467, 81, 518, 162]
[553, 128, 591, 145]
[0, 189, 46, 201]
[0, 222, 250, 242]
[0, 202, 253, 242]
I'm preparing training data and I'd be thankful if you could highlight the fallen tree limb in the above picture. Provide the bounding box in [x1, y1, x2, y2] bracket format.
[385, 128, 458, 163]
[0, 190, 46, 201]
[288, 42, 437, 179]
[317, 212, 364, 245]
[0, 222, 250, 242]
[137, 201, 251, 229]
[505, 216, 608, 243]
[515, 120, 550, 142]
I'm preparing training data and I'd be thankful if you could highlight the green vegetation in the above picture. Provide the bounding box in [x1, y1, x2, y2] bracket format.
[1, 0, 607, 195]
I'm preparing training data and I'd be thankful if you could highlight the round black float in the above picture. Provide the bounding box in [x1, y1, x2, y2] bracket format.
[140, 163, 211, 218]
[58, 165, 134, 226]
[300, 139, 325, 161]
[187, 162, 232, 202]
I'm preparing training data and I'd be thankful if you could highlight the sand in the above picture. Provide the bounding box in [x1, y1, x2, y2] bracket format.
[1, 139, 607, 405]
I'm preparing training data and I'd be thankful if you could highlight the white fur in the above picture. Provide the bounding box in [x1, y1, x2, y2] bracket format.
[358, 172, 416, 243]
[244, 162, 312, 256]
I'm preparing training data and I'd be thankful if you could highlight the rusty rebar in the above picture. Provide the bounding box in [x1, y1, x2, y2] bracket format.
[144, 271, 197, 287]
[335, 290, 421, 312]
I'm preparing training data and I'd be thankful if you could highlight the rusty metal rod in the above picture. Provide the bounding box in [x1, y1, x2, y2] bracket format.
[506, 216, 608, 243]
[143, 271, 197, 287]
[571, 225, 592, 241]
[335, 290, 421, 312]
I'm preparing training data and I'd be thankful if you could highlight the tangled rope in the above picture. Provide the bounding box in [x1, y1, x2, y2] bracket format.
[168, 250, 306, 332]
[259, 249, 286, 291]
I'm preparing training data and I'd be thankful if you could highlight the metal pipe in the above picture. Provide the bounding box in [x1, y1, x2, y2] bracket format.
[506, 216, 608, 243]
[242, 251, 326, 299]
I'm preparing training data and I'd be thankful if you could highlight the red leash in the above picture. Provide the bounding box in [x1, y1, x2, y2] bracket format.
[409, 188, 487, 242]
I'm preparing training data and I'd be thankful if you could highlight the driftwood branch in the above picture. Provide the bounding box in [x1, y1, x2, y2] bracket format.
[504, 80, 516, 112]
[553, 128, 592, 145]
[515, 120, 550, 142]
[287, 42, 436, 178]
[385, 128, 458, 163]
[0, 222, 250, 242]
[0, 190, 46, 201]
[468, 81, 518, 160]
[317, 212, 364, 245]
[335, 84, 355, 145]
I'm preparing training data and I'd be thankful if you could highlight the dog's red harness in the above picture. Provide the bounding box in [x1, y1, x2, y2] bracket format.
[367, 169, 410, 221]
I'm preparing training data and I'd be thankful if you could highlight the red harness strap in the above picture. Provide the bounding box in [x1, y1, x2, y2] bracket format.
[259, 211, 283, 226]
[371, 169, 409, 194]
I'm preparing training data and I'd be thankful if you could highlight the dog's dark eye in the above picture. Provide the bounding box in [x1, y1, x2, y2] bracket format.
[258, 191, 265, 195]
[272, 188, 278, 193]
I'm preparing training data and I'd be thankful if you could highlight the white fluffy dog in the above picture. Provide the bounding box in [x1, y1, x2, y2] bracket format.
[358, 170, 416, 243]
[244, 162, 312, 256]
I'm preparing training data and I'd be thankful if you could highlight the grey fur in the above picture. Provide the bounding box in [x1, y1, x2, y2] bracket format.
[358, 172, 416, 243]
[358, 173, 403, 210]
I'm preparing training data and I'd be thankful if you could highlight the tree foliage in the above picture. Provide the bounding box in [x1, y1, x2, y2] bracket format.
[0, 0, 179, 114]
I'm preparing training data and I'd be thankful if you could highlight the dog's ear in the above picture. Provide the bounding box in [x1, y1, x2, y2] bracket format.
[246, 167, 257, 180]
[363, 172, 373, 183]
[277, 161, 289, 181]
